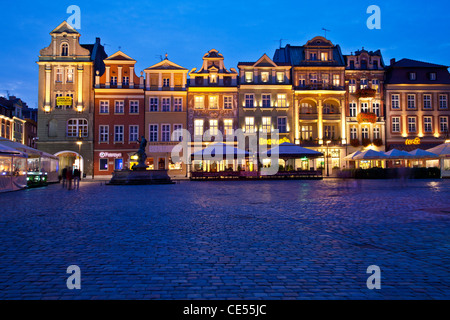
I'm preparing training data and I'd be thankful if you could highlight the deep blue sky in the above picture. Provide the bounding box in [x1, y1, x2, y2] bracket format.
[1, 0, 449, 108]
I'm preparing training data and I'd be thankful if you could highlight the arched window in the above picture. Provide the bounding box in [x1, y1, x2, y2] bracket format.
[61, 43, 69, 56]
[67, 119, 88, 138]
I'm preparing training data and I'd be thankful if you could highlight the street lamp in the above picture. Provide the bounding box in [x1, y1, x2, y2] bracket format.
[326, 140, 331, 177]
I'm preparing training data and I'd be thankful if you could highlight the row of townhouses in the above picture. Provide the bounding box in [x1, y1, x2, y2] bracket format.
[36, 22, 450, 177]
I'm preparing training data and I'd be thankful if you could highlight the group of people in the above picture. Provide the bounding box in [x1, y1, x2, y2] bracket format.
[61, 167, 81, 190]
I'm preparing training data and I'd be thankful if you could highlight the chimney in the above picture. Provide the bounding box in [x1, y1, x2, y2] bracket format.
[96, 37, 101, 44]
[390, 58, 396, 66]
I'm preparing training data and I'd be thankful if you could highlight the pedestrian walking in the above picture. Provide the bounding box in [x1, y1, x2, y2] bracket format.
[61, 167, 67, 188]
[66, 167, 73, 190]
[73, 168, 81, 190]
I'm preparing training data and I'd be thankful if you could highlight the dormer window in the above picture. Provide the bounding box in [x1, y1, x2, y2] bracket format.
[61, 43, 69, 56]
[245, 71, 253, 83]
[261, 72, 269, 83]
[430, 73, 436, 81]
[320, 52, 328, 61]
[349, 60, 355, 69]
[409, 72, 416, 81]
[276, 72, 284, 83]
[361, 60, 367, 70]
[309, 53, 317, 61]
[210, 74, 217, 84]
[373, 60, 378, 69]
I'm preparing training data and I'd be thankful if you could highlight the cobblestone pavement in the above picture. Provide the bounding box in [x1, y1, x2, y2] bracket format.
[0, 179, 449, 300]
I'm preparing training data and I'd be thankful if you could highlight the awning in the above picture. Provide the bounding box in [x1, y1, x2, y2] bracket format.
[408, 149, 439, 159]
[191, 143, 251, 159]
[427, 143, 450, 157]
[0, 138, 58, 160]
[353, 149, 387, 160]
[263, 142, 323, 159]
[0, 143, 27, 157]
[384, 149, 413, 159]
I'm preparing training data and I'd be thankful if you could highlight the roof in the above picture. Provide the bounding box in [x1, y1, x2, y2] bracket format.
[105, 51, 136, 62]
[238, 53, 291, 69]
[264, 143, 323, 158]
[145, 57, 187, 71]
[391, 58, 448, 68]
[50, 21, 80, 35]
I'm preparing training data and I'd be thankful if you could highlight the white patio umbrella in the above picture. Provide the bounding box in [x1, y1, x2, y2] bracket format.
[353, 149, 387, 160]
[343, 150, 362, 160]
[426, 143, 450, 156]
[384, 149, 413, 159]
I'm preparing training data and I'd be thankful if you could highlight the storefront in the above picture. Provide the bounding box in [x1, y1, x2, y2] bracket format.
[0, 144, 27, 193]
[94, 151, 136, 176]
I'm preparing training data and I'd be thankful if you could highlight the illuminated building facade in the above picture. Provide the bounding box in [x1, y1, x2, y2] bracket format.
[344, 48, 386, 161]
[385, 58, 450, 151]
[93, 51, 145, 176]
[144, 55, 188, 175]
[274, 37, 347, 173]
[237, 54, 293, 149]
[37, 21, 107, 176]
[187, 49, 238, 171]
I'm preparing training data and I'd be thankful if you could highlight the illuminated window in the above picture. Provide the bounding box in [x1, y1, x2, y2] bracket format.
[440, 95, 448, 109]
[209, 96, 218, 109]
[114, 125, 124, 142]
[245, 72, 253, 83]
[362, 127, 369, 139]
[209, 120, 218, 135]
[349, 103, 357, 117]
[224, 96, 232, 109]
[99, 125, 109, 143]
[245, 94, 254, 108]
[324, 125, 335, 140]
[408, 117, 417, 133]
[360, 79, 368, 89]
[391, 95, 400, 109]
[262, 117, 271, 133]
[261, 72, 269, 83]
[162, 98, 171, 112]
[149, 97, 158, 112]
[424, 116, 433, 133]
[321, 52, 328, 61]
[115, 101, 124, 114]
[56, 68, 63, 83]
[194, 119, 204, 136]
[66, 68, 74, 83]
[262, 94, 271, 108]
[300, 125, 311, 139]
[332, 74, 340, 87]
[409, 72, 416, 81]
[373, 103, 380, 117]
[61, 43, 69, 56]
[245, 117, 255, 133]
[67, 119, 88, 138]
[224, 119, 233, 136]
[173, 124, 183, 142]
[162, 124, 171, 142]
[210, 74, 217, 84]
[322, 74, 329, 86]
[350, 127, 357, 140]
[373, 127, 380, 140]
[349, 79, 356, 93]
[407, 95, 416, 109]
[194, 96, 204, 109]
[276, 72, 284, 83]
[423, 94, 432, 109]
[372, 79, 379, 92]
[277, 94, 286, 108]
[99, 159, 108, 171]
[100, 101, 109, 114]
[174, 98, 183, 112]
[149, 124, 158, 142]
[392, 117, 400, 133]
[129, 125, 139, 142]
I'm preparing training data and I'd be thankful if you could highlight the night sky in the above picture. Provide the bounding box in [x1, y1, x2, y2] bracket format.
[1, 0, 449, 108]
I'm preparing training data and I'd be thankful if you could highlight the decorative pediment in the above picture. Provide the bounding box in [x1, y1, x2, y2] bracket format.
[105, 51, 136, 62]
[253, 54, 278, 68]
[145, 58, 187, 71]
[50, 21, 80, 35]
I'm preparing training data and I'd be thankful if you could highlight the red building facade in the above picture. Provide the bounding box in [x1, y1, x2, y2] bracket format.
[93, 51, 145, 176]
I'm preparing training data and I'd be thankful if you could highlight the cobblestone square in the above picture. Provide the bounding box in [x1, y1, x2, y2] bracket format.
[0, 179, 449, 299]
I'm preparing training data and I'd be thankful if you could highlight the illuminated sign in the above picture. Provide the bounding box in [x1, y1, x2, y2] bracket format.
[405, 137, 420, 146]
[56, 96, 73, 106]
[259, 137, 291, 145]
[99, 152, 122, 158]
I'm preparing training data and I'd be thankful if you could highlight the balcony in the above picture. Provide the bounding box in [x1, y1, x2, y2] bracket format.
[300, 139, 343, 147]
[295, 83, 345, 91]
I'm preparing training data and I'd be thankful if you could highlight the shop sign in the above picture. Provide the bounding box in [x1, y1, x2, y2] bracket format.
[99, 152, 122, 158]
[56, 96, 73, 106]
[259, 137, 290, 145]
[405, 137, 420, 146]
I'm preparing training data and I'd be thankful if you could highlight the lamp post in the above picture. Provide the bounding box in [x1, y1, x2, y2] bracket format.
[326, 140, 331, 177]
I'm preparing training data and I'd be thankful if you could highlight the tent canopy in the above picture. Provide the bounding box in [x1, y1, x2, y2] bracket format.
[384, 149, 413, 159]
[263, 143, 323, 159]
[408, 148, 439, 159]
[426, 143, 450, 157]
[344, 150, 362, 160]
[0, 143, 27, 157]
[0, 138, 58, 160]
[191, 143, 251, 159]
[353, 149, 387, 160]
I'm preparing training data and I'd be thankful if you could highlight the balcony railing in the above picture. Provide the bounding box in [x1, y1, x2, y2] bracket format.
[295, 83, 345, 91]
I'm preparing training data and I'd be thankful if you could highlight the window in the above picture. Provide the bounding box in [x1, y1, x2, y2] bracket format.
[67, 119, 88, 137]
[361, 103, 369, 113]
[149, 98, 158, 112]
[440, 117, 449, 133]
[149, 124, 158, 142]
[161, 124, 171, 142]
[262, 117, 271, 133]
[424, 116, 433, 133]
[278, 117, 287, 134]
[56, 68, 63, 83]
[372, 103, 380, 117]
[430, 73, 436, 81]
[391, 94, 400, 109]
[194, 119, 204, 136]
[174, 98, 183, 112]
[321, 52, 328, 61]
[349, 79, 356, 93]
[373, 60, 379, 69]
[99, 101, 109, 114]
[163, 78, 170, 87]
[99, 159, 108, 171]
[209, 96, 219, 109]
[372, 79, 379, 92]
[61, 43, 69, 56]
[360, 79, 368, 89]
[408, 117, 417, 133]
[361, 60, 367, 70]
[323, 104, 333, 114]
[115, 101, 124, 114]
[245, 72, 253, 83]
[298, 74, 306, 87]
[173, 124, 183, 142]
[349, 60, 355, 69]
[245, 117, 255, 133]
[349, 103, 357, 117]
[261, 72, 269, 83]
[224, 119, 233, 136]
[423, 94, 432, 109]
[114, 125, 124, 142]
[409, 72, 416, 81]
[130, 101, 139, 114]
[115, 159, 123, 171]
[209, 120, 218, 135]
[210, 74, 217, 84]
[99, 125, 109, 143]
[324, 125, 335, 139]
[322, 74, 329, 86]
[129, 125, 139, 142]
[224, 96, 232, 109]
[111, 77, 117, 86]
[392, 117, 400, 133]
[194, 96, 204, 109]
[277, 94, 286, 108]
[350, 127, 357, 140]
[123, 77, 129, 86]
[309, 52, 317, 60]
[67, 68, 74, 83]
[440, 95, 448, 109]
[407, 94, 416, 109]
[361, 127, 369, 140]
[373, 127, 380, 140]
[276, 72, 284, 83]
[262, 94, 271, 108]
[162, 98, 171, 112]
[245, 94, 254, 108]
[332, 74, 340, 87]
[309, 73, 318, 84]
